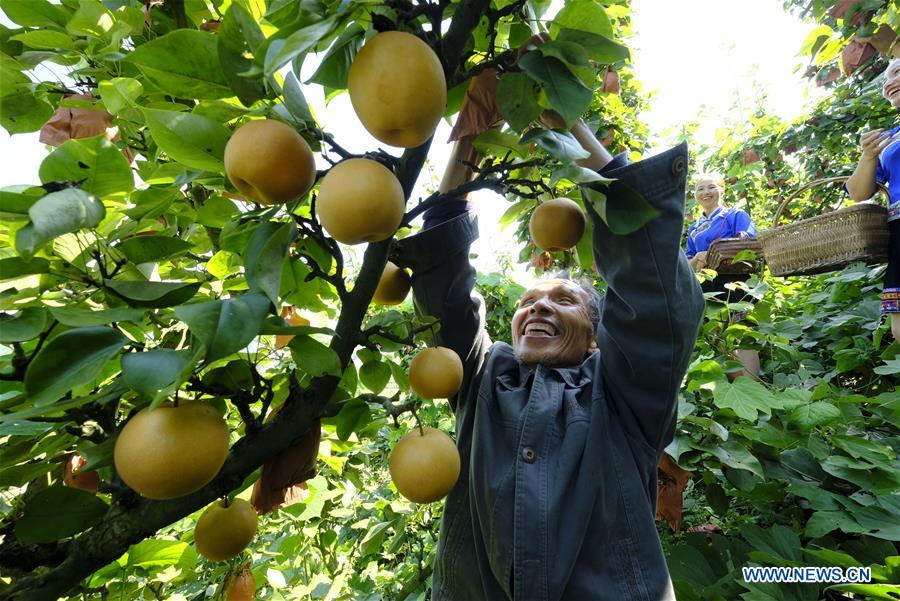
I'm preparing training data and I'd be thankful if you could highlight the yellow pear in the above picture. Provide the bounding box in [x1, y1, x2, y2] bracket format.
[389, 427, 460, 503]
[224, 119, 316, 205]
[529, 198, 586, 252]
[409, 346, 463, 399]
[315, 158, 405, 245]
[348, 31, 447, 148]
[372, 262, 411, 305]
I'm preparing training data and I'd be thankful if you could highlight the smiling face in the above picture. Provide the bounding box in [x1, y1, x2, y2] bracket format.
[883, 59, 900, 109]
[695, 177, 724, 215]
[511, 279, 598, 367]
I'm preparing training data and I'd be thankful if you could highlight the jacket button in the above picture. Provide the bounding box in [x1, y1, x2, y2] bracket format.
[672, 155, 686, 175]
[521, 447, 537, 463]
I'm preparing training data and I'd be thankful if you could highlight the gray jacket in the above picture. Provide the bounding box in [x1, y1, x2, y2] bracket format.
[391, 143, 704, 601]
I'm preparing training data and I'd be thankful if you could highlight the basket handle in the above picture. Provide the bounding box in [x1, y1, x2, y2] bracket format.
[771, 176, 890, 227]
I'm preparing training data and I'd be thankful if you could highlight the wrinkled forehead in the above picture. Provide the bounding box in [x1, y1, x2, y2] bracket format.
[521, 279, 588, 301]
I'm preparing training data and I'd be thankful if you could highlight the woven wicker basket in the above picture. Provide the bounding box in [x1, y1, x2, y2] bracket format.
[706, 238, 764, 274]
[757, 177, 889, 276]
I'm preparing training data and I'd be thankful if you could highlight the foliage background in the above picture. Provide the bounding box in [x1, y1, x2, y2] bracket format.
[0, 0, 898, 600]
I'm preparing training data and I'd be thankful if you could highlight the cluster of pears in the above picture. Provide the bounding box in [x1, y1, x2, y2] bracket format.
[113, 402, 257, 562]
[223, 31, 446, 247]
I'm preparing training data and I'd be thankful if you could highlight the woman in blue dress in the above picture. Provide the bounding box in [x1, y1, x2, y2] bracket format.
[686, 173, 761, 379]
[846, 57, 900, 343]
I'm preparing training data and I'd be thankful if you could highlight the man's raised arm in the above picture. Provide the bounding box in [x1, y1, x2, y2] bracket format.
[570, 119, 704, 452]
[389, 136, 491, 412]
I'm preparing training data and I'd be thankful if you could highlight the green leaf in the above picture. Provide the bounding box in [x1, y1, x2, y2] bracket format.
[283, 71, 315, 125]
[218, 2, 267, 107]
[0, 0, 67, 27]
[551, 164, 611, 186]
[710, 440, 764, 477]
[552, 0, 613, 39]
[826, 584, 900, 601]
[39, 135, 134, 199]
[874, 358, 900, 375]
[387, 360, 409, 392]
[582, 184, 659, 235]
[196, 194, 238, 228]
[105, 280, 202, 308]
[121, 349, 194, 399]
[289, 335, 341, 377]
[359, 360, 391, 394]
[520, 128, 590, 162]
[805, 510, 866, 538]
[25, 326, 127, 406]
[0, 307, 47, 342]
[335, 398, 371, 441]
[263, 14, 339, 76]
[0, 419, 53, 436]
[518, 51, 592, 126]
[117, 235, 193, 264]
[244, 221, 296, 307]
[0, 187, 43, 215]
[10, 30, 76, 50]
[124, 30, 231, 99]
[126, 539, 196, 571]
[473, 128, 529, 158]
[0, 85, 54, 134]
[712, 377, 782, 421]
[831, 435, 895, 462]
[174, 293, 270, 363]
[97, 77, 143, 115]
[557, 29, 630, 64]
[496, 72, 542, 132]
[789, 401, 841, 432]
[49, 306, 145, 327]
[142, 108, 230, 172]
[308, 22, 364, 90]
[0, 256, 50, 279]
[202, 359, 254, 392]
[15, 486, 108, 543]
[15, 189, 105, 261]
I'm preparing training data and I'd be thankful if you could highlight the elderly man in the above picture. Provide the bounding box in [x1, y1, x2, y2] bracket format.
[391, 111, 704, 600]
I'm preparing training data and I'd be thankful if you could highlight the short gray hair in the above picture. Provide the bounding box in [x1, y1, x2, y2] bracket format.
[550, 270, 603, 331]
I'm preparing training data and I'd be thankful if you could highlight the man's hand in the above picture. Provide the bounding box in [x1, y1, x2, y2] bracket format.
[859, 128, 895, 163]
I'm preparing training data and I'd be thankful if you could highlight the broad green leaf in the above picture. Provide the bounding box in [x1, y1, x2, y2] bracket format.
[49, 306, 145, 327]
[741, 523, 801, 562]
[787, 483, 842, 510]
[289, 335, 341, 377]
[24, 326, 128, 406]
[97, 77, 143, 115]
[202, 359, 254, 392]
[10, 30, 76, 51]
[552, 0, 614, 39]
[105, 280, 202, 308]
[499, 199, 537, 229]
[0, 256, 50, 279]
[117, 235, 193, 264]
[218, 2, 267, 107]
[142, 108, 230, 172]
[712, 377, 784, 421]
[121, 349, 194, 399]
[805, 510, 866, 538]
[551, 164, 611, 186]
[0, 0, 68, 27]
[518, 51, 592, 126]
[15, 486, 108, 543]
[124, 30, 232, 99]
[0, 307, 47, 342]
[15, 189, 105, 260]
[283, 71, 315, 125]
[387, 360, 409, 392]
[196, 194, 239, 228]
[710, 440, 763, 477]
[582, 183, 659, 235]
[263, 14, 339, 76]
[335, 398, 371, 441]
[65, 0, 116, 40]
[473, 128, 529, 158]
[0, 419, 53, 436]
[827, 584, 900, 601]
[520, 128, 590, 162]
[125, 187, 180, 220]
[308, 22, 364, 90]
[538, 40, 590, 70]
[557, 29, 630, 64]
[831, 435, 895, 462]
[39, 135, 134, 199]
[126, 539, 197, 571]
[174, 293, 270, 363]
[496, 72, 542, 132]
[359, 360, 391, 394]
[0, 187, 44, 214]
[243, 221, 296, 307]
[0, 86, 54, 134]
[789, 401, 841, 432]
[801, 547, 862, 568]
[874, 358, 900, 375]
